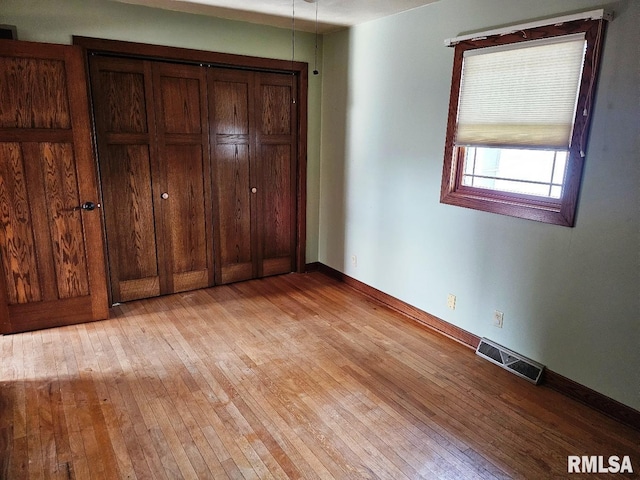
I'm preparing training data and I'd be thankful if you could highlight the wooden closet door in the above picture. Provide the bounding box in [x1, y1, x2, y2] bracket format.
[0, 41, 108, 333]
[255, 72, 297, 277]
[89, 57, 162, 303]
[90, 57, 213, 302]
[151, 63, 213, 293]
[209, 68, 297, 284]
[209, 69, 255, 284]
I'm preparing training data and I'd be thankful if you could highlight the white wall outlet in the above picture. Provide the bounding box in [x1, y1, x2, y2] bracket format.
[447, 294, 456, 310]
[493, 310, 504, 328]
[351, 255, 357, 267]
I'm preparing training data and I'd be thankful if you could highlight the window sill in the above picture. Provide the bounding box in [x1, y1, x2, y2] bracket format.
[440, 188, 574, 226]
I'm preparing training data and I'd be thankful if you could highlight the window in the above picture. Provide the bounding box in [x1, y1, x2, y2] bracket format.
[441, 16, 606, 226]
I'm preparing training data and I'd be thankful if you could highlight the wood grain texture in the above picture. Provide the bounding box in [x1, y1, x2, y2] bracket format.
[75, 36, 308, 76]
[82, 39, 307, 296]
[91, 57, 214, 302]
[210, 71, 256, 284]
[0, 143, 41, 304]
[261, 144, 293, 261]
[0, 40, 108, 333]
[312, 261, 640, 432]
[209, 69, 299, 284]
[89, 57, 160, 303]
[0, 56, 70, 130]
[316, 263, 482, 350]
[98, 70, 148, 134]
[153, 63, 213, 293]
[41, 142, 89, 300]
[260, 84, 291, 136]
[1, 272, 638, 479]
[164, 145, 208, 273]
[101, 144, 158, 283]
[256, 73, 297, 278]
[119, 277, 161, 303]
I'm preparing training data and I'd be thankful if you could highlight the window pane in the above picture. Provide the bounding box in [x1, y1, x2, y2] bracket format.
[462, 147, 567, 199]
[471, 148, 500, 177]
[498, 149, 555, 183]
[467, 175, 496, 190]
[494, 179, 551, 197]
[552, 151, 568, 184]
[463, 148, 476, 174]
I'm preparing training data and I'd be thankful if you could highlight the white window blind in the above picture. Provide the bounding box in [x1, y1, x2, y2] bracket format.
[455, 34, 587, 149]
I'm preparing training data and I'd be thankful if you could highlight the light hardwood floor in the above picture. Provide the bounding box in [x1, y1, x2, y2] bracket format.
[1, 272, 638, 479]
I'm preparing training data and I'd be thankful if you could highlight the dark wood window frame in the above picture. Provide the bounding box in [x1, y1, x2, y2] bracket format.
[73, 36, 307, 273]
[440, 18, 606, 226]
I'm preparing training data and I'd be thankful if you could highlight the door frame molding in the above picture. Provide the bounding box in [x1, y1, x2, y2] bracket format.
[74, 36, 308, 276]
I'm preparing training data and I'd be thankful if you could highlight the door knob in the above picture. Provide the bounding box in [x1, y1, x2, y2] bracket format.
[161, 192, 169, 199]
[251, 187, 257, 194]
[74, 201, 99, 211]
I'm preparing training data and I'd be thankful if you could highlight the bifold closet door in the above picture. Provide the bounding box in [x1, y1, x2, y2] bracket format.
[90, 57, 212, 303]
[209, 68, 297, 284]
[255, 71, 298, 278]
[0, 41, 108, 333]
[151, 62, 214, 295]
[90, 57, 161, 302]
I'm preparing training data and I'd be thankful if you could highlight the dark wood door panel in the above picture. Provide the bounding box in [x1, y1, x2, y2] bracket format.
[156, 74, 203, 135]
[8, 296, 94, 332]
[153, 63, 213, 293]
[260, 144, 295, 276]
[212, 79, 250, 135]
[0, 140, 93, 305]
[38, 142, 91, 299]
[89, 56, 162, 303]
[90, 57, 150, 134]
[0, 142, 42, 304]
[164, 144, 210, 291]
[86, 43, 304, 298]
[210, 69, 297, 283]
[259, 83, 293, 135]
[100, 144, 160, 302]
[209, 69, 256, 284]
[256, 73, 297, 278]
[0, 40, 108, 333]
[215, 143, 253, 284]
[76, 36, 308, 283]
[0, 55, 71, 129]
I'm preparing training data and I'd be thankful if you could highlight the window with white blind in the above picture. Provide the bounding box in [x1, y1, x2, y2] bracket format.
[440, 16, 607, 226]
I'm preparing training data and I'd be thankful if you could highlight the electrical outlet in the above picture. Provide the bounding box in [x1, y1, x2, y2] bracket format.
[493, 310, 504, 328]
[447, 294, 456, 310]
[351, 255, 357, 267]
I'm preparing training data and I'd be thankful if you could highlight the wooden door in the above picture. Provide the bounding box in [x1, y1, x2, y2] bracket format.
[210, 69, 297, 284]
[89, 56, 162, 303]
[255, 72, 297, 277]
[209, 69, 255, 284]
[151, 62, 214, 294]
[0, 41, 108, 333]
[90, 57, 213, 303]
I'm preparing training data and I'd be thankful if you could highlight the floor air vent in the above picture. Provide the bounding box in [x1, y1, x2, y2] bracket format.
[476, 338, 544, 384]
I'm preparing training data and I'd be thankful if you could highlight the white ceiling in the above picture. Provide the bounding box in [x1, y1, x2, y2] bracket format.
[112, 0, 440, 33]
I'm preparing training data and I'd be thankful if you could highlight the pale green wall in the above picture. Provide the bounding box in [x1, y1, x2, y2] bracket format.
[320, 0, 640, 410]
[0, 0, 322, 263]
